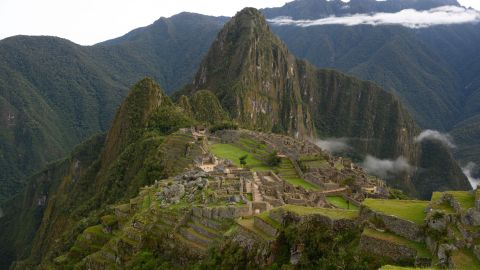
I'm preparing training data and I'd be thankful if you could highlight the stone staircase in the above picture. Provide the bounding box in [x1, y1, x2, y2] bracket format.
[252, 172, 263, 202]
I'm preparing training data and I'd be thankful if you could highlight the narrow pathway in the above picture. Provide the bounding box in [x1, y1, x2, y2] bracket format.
[252, 172, 263, 202]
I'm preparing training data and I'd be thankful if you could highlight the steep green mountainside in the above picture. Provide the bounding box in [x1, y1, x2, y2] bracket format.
[0, 133, 105, 268]
[0, 78, 219, 268]
[0, 13, 225, 202]
[0, 73, 405, 268]
[183, 8, 469, 198]
[267, 23, 463, 130]
[261, 0, 480, 168]
[2, 0, 480, 203]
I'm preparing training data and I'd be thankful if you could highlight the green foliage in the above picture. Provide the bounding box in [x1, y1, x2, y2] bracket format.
[126, 251, 158, 270]
[0, 13, 225, 202]
[389, 189, 410, 200]
[190, 90, 229, 124]
[266, 151, 281, 167]
[239, 155, 248, 167]
[148, 106, 193, 135]
[210, 121, 239, 133]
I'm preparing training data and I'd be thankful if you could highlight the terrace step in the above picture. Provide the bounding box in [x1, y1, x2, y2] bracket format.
[175, 233, 208, 252]
[179, 227, 215, 247]
[253, 215, 279, 237]
[96, 249, 117, 264]
[237, 218, 275, 241]
[189, 221, 223, 239]
[191, 215, 228, 231]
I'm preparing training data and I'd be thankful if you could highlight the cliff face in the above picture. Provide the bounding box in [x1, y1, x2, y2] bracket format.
[0, 134, 106, 269]
[187, 8, 469, 197]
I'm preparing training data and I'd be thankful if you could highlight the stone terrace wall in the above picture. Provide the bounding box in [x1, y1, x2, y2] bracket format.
[254, 217, 278, 237]
[192, 204, 251, 220]
[360, 233, 417, 262]
[360, 206, 424, 242]
[285, 212, 356, 232]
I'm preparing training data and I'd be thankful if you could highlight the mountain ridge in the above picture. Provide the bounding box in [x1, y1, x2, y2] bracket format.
[183, 7, 469, 198]
[262, 0, 461, 20]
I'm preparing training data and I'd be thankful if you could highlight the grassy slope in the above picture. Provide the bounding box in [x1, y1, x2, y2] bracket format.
[363, 199, 428, 224]
[0, 14, 225, 202]
[431, 191, 475, 211]
[450, 249, 480, 270]
[363, 228, 431, 258]
[210, 143, 271, 171]
[326, 196, 359, 210]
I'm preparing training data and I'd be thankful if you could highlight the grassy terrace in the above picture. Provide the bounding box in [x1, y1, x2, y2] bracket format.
[237, 218, 275, 241]
[362, 199, 428, 225]
[277, 158, 320, 190]
[256, 211, 281, 229]
[431, 191, 475, 211]
[281, 205, 358, 220]
[450, 249, 480, 270]
[299, 155, 328, 169]
[326, 196, 359, 210]
[210, 143, 271, 171]
[363, 228, 431, 258]
[210, 141, 320, 190]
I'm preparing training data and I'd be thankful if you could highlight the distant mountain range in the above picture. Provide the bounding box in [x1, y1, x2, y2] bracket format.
[0, 8, 470, 268]
[0, 14, 225, 202]
[0, 0, 479, 204]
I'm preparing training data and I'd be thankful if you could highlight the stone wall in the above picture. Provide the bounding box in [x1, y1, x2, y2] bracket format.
[285, 212, 356, 232]
[342, 194, 361, 207]
[252, 201, 271, 213]
[360, 206, 424, 242]
[268, 209, 285, 224]
[192, 204, 252, 220]
[254, 217, 278, 237]
[360, 234, 417, 263]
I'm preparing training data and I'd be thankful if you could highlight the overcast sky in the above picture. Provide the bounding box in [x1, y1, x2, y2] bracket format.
[1, 0, 479, 45]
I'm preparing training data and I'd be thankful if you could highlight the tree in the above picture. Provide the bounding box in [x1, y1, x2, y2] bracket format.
[239, 155, 248, 167]
[266, 151, 281, 167]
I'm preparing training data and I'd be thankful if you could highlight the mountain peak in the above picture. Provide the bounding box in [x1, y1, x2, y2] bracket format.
[226, 7, 271, 39]
[102, 78, 171, 165]
[187, 9, 469, 197]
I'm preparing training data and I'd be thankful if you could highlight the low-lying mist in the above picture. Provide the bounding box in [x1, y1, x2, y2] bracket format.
[314, 138, 350, 153]
[414, 129, 456, 148]
[360, 155, 413, 179]
[463, 162, 480, 189]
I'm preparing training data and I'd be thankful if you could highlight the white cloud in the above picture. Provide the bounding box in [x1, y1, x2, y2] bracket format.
[268, 6, 480, 28]
[0, 0, 291, 45]
[361, 155, 412, 179]
[315, 138, 351, 153]
[463, 162, 480, 189]
[414, 130, 455, 148]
